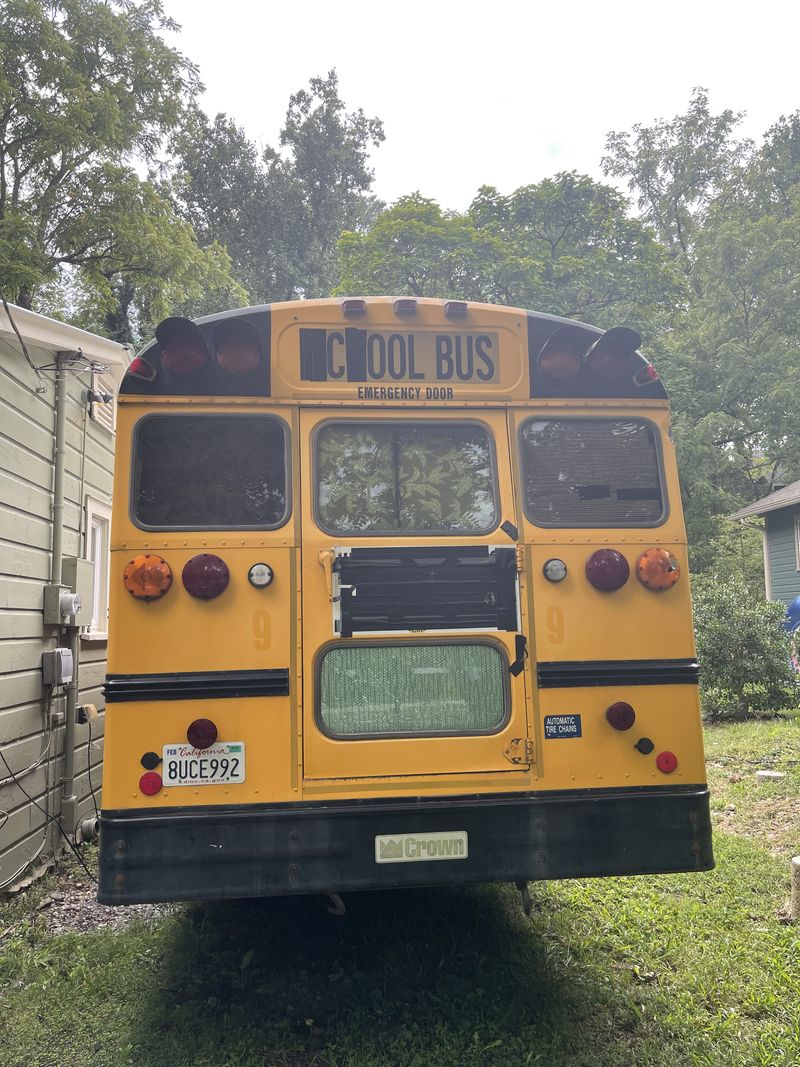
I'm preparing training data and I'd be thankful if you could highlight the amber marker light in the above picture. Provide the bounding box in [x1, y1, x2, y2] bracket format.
[636, 547, 680, 591]
[123, 554, 172, 600]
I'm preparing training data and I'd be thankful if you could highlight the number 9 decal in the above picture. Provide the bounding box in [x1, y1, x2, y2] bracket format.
[253, 611, 271, 650]
[546, 605, 564, 645]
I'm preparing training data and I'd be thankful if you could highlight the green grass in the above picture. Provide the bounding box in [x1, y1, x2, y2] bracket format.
[1, 717, 799, 1067]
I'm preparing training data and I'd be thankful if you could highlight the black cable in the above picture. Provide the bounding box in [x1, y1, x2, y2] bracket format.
[0, 747, 97, 885]
[0, 294, 43, 379]
[86, 717, 100, 823]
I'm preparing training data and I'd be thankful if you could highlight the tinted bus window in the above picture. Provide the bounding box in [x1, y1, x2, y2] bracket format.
[521, 418, 664, 527]
[316, 422, 497, 534]
[133, 415, 289, 529]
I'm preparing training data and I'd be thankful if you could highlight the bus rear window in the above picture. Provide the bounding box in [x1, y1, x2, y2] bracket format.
[315, 421, 497, 534]
[521, 418, 664, 527]
[132, 415, 289, 529]
[319, 643, 507, 738]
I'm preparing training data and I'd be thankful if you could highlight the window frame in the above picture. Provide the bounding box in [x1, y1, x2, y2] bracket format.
[312, 417, 501, 538]
[82, 495, 112, 642]
[315, 637, 511, 741]
[518, 415, 669, 529]
[129, 412, 292, 532]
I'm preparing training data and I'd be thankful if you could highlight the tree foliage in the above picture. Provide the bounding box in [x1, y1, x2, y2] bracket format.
[692, 574, 797, 721]
[338, 176, 683, 338]
[169, 71, 384, 303]
[0, 0, 242, 341]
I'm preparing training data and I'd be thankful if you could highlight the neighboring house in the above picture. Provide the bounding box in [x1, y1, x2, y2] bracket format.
[0, 303, 129, 891]
[730, 479, 800, 607]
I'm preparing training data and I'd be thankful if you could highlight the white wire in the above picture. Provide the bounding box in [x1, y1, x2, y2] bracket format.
[0, 736, 53, 787]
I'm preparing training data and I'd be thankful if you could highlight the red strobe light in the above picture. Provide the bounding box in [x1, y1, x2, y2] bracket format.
[187, 718, 218, 750]
[585, 549, 630, 592]
[606, 702, 636, 731]
[155, 317, 208, 376]
[182, 554, 230, 600]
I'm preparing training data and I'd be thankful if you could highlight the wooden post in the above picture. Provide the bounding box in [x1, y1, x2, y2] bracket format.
[792, 857, 800, 922]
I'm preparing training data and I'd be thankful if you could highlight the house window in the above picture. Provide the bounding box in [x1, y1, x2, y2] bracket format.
[84, 497, 111, 639]
[795, 516, 800, 572]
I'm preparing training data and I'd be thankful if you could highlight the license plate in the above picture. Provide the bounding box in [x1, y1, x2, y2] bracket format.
[162, 742, 246, 787]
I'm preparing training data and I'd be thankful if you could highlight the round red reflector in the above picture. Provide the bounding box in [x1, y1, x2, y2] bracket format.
[636, 547, 680, 591]
[123, 554, 172, 600]
[187, 718, 218, 750]
[182, 554, 230, 599]
[139, 771, 162, 795]
[585, 549, 630, 592]
[656, 750, 678, 774]
[606, 701, 636, 731]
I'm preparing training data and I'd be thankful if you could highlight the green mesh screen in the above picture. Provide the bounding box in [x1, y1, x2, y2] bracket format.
[316, 422, 497, 533]
[320, 644, 506, 736]
[521, 418, 664, 526]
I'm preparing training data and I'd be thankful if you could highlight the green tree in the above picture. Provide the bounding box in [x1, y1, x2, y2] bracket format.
[170, 70, 385, 303]
[0, 0, 241, 341]
[338, 177, 682, 340]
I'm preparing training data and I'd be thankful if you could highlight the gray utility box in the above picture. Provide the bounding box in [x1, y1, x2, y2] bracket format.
[61, 557, 94, 627]
[42, 647, 74, 686]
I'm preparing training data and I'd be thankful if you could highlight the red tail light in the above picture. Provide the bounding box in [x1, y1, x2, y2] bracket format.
[182, 554, 229, 599]
[606, 702, 636, 730]
[585, 549, 630, 592]
[187, 718, 218, 750]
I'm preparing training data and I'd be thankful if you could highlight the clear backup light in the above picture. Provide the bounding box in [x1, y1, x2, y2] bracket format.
[182, 554, 230, 600]
[585, 549, 630, 592]
[543, 558, 568, 582]
[248, 563, 273, 588]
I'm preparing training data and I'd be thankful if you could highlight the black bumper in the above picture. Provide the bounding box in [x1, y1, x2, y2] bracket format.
[98, 786, 714, 904]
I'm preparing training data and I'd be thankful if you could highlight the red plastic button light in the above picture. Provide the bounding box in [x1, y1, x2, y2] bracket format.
[182, 554, 230, 599]
[606, 702, 636, 731]
[139, 771, 163, 796]
[187, 718, 218, 750]
[585, 549, 630, 592]
[656, 750, 678, 774]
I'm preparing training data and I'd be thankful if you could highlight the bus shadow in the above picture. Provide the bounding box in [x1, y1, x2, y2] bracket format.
[124, 882, 669, 1066]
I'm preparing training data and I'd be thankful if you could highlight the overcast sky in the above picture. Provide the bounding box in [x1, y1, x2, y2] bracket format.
[162, 0, 800, 211]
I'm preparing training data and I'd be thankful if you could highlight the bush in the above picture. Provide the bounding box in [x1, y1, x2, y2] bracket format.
[692, 574, 798, 721]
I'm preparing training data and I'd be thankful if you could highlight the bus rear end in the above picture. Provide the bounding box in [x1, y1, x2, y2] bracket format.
[99, 298, 712, 904]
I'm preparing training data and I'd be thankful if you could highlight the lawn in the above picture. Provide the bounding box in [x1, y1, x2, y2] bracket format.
[1, 716, 798, 1067]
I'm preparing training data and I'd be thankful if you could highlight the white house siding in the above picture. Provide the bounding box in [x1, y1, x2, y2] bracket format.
[0, 313, 127, 889]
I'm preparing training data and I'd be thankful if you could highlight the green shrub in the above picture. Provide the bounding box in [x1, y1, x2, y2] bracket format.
[692, 574, 798, 721]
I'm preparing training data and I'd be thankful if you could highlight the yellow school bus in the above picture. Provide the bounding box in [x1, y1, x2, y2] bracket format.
[98, 297, 713, 904]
